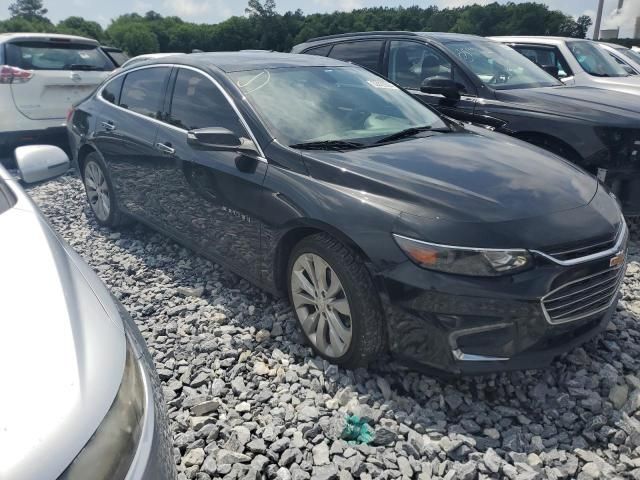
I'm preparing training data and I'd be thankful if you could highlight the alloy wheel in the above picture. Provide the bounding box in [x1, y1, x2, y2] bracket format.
[84, 161, 111, 222]
[291, 253, 352, 358]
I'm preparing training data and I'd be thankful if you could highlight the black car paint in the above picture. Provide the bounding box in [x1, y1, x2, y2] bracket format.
[69, 53, 625, 374]
[292, 32, 640, 214]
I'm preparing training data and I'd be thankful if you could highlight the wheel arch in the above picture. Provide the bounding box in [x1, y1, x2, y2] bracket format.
[272, 219, 372, 296]
[512, 131, 584, 164]
[76, 143, 99, 178]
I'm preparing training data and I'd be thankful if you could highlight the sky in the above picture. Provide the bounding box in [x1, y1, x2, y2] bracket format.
[0, 0, 637, 37]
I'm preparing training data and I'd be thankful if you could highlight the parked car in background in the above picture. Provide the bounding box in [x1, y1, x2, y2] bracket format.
[101, 45, 130, 67]
[490, 36, 640, 95]
[0, 33, 116, 160]
[68, 52, 627, 374]
[598, 42, 640, 75]
[292, 32, 640, 215]
[0, 145, 175, 480]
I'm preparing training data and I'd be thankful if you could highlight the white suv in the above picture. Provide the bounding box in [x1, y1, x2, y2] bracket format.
[0, 33, 115, 156]
[490, 36, 640, 96]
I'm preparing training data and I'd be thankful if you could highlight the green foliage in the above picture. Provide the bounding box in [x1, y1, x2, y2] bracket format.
[8, 0, 47, 21]
[57, 16, 104, 41]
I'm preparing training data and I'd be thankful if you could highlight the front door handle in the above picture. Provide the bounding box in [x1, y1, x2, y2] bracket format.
[155, 142, 175, 155]
[100, 121, 116, 131]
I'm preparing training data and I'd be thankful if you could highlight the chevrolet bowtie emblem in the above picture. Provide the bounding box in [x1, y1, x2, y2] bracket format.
[610, 251, 625, 268]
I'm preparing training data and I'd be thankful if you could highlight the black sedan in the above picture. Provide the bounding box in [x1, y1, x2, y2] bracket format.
[292, 32, 640, 215]
[68, 52, 626, 374]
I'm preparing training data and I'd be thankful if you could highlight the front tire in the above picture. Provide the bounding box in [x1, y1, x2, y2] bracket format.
[287, 233, 386, 368]
[82, 153, 125, 228]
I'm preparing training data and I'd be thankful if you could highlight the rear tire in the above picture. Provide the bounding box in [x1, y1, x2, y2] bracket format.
[82, 153, 126, 228]
[287, 233, 386, 368]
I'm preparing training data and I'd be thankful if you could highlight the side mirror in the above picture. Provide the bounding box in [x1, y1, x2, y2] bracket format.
[420, 78, 461, 100]
[541, 64, 559, 78]
[187, 127, 258, 154]
[14, 145, 70, 183]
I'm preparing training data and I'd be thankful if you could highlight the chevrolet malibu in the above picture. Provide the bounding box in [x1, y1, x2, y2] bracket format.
[0, 147, 175, 479]
[68, 52, 627, 374]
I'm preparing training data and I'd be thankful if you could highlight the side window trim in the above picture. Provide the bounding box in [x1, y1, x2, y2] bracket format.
[95, 64, 266, 161]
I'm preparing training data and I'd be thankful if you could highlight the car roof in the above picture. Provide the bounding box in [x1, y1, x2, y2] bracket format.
[489, 36, 587, 45]
[0, 32, 99, 45]
[145, 51, 348, 72]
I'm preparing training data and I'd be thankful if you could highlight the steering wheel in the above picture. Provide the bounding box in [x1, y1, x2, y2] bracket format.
[488, 70, 511, 85]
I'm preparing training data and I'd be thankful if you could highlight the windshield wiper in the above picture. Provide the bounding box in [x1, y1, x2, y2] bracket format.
[289, 140, 366, 151]
[376, 125, 442, 144]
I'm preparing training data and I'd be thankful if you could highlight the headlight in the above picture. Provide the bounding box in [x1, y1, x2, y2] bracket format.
[393, 234, 532, 276]
[59, 336, 145, 480]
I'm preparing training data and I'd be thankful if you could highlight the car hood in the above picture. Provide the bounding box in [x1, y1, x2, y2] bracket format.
[0, 174, 125, 480]
[587, 74, 640, 95]
[496, 86, 640, 124]
[302, 128, 597, 223]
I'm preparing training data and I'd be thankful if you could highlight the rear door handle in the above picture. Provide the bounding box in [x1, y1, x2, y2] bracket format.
[100, 121, 116, 131]
[155, 142, 175, 155]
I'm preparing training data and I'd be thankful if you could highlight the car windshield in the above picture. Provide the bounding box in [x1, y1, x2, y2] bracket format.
[230, 66, 447, 146]
[440, 39, 562, 90]
[567, 41, 629, 77]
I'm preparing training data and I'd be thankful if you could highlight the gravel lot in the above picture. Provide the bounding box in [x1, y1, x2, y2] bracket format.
[28, 174, 640, 480]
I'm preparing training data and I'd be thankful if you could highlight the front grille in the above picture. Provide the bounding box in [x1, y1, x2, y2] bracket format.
[542, 265, 625, 324]
[545, 224, 621, 262]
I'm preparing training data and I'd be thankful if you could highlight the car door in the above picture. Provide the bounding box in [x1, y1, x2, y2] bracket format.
[384, 40, 478, 122]
[93, 66, 171, 221]
[152, 67, 267, 279]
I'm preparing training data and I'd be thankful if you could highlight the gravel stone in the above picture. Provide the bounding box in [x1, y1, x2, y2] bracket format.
[28, 176, 640, 480]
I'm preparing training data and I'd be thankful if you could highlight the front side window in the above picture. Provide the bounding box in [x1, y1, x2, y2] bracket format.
[567, 41, 629, 77]
[168, 69, 245, 135]
[119, 67, 170, 118]
[513, 46, 572, 78]
[328, 41, 384, 72]
[441, 39, 562, 90]
[621, 48, 640, 64]
[230, 66, 447, 146]
[5, 42, 114, 71]
[101, 76, 124, 104]
[388, 40, 475, 94]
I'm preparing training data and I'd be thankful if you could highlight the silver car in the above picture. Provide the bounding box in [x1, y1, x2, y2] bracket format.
[0, 146, 175, 479]
[490, 36, 640, 96]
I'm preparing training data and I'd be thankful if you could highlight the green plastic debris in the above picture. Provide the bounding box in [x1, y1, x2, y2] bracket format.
[341, 415, 374, 444]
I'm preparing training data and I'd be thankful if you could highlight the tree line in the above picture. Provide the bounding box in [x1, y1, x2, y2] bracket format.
[0, 0, 611, 56]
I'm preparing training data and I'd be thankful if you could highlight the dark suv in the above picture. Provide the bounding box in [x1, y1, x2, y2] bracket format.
[292, 32, 640, 215]
[68, 52, 626, 374]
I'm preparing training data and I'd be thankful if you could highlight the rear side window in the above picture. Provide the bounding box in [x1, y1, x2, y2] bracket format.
[303, 45, 332, 57]
[101, 76, 124, 104]
[120, 67, 170, 118]
[328, 41, 384, 72]
[5, 42, 114, 71]
[168, 68, 245, 135]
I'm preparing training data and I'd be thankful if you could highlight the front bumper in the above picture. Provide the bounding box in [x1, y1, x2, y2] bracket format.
[380, 250, 626, 375]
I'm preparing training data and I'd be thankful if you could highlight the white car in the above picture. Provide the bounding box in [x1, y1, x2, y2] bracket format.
[599, 42, 640, 75]
[490, 36, 640, 95]
[0, 33, 115, 156]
